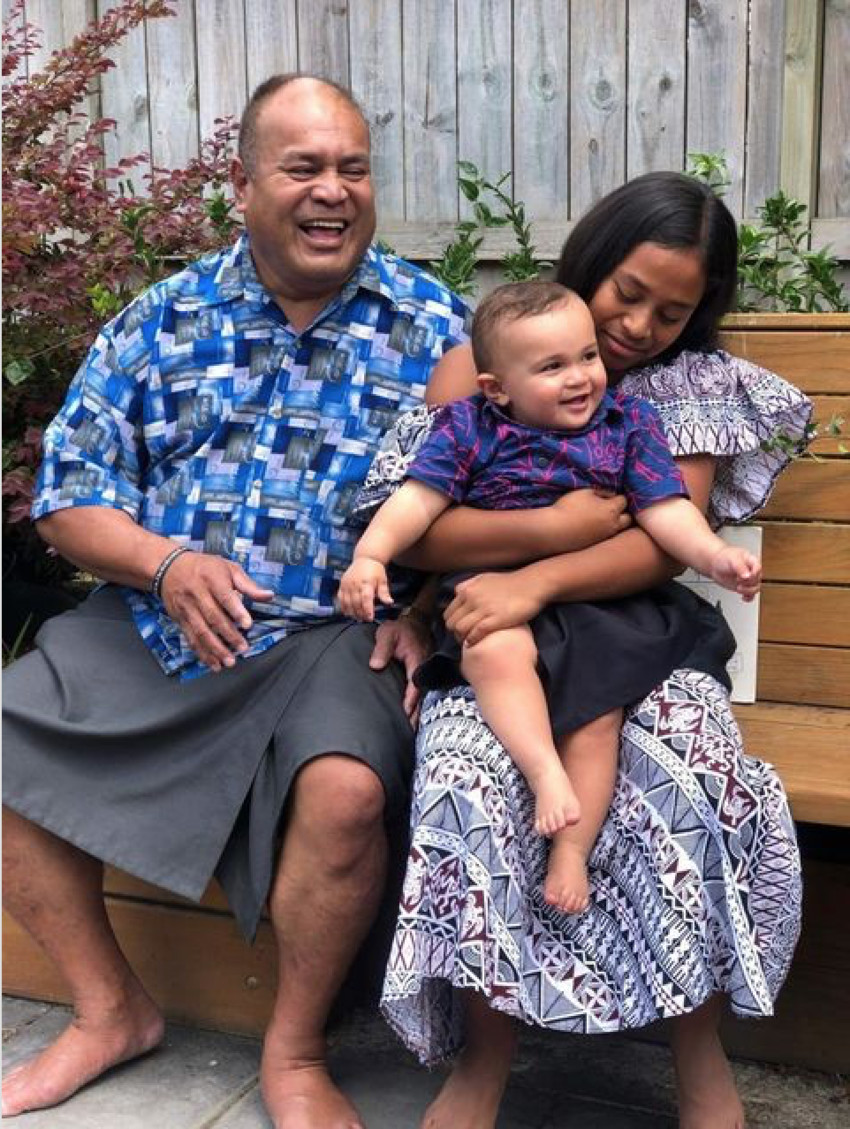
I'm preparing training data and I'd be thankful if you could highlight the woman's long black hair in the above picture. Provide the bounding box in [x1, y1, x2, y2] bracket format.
[556, 172, 738, 358]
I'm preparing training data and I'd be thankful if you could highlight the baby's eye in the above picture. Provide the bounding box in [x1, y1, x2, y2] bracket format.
[583, 349, 599, 362]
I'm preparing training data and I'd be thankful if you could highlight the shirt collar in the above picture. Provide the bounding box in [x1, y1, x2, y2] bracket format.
[480, 388, 623, 435]
[207, 235, 400, 314]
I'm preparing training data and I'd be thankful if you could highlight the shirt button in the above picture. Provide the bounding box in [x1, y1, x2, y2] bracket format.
[536, 456, 548, 468]
[253, 478, 263, 490]
[270, 404, 283, 420]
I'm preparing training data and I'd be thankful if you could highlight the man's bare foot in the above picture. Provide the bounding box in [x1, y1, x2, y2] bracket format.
[260, 1034, 363, 1129]
[542, 838, 590, 913]
[529, 763, 581, 836]
[1, 991, 164, 1117]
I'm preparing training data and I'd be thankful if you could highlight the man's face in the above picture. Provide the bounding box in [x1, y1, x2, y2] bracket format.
[232, 80, 376, 306]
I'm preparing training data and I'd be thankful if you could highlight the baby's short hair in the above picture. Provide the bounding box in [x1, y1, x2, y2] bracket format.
[471, 280, 578, 372]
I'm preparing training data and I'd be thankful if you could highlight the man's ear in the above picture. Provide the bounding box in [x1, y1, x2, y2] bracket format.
[231, 157, 248, 212]
[477, 372, 510, 405]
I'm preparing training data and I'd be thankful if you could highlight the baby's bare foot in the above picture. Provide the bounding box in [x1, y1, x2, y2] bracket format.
[530, 764, 581, 836]
[543, 839, 590, 914]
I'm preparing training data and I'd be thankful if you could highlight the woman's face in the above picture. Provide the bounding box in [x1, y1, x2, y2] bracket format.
[589, 242, 707, 379]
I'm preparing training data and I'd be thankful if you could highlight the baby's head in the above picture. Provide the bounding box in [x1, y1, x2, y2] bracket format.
[471, 280, 608, 432]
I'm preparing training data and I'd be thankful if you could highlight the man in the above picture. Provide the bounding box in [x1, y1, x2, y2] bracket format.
[2, 75, 469, 1129]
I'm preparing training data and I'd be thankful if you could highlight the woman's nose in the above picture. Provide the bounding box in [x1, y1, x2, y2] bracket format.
[621, 305, 652, 340]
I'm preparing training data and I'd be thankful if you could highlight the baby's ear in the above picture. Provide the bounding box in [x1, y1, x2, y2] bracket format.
[477, 372, 510, 405]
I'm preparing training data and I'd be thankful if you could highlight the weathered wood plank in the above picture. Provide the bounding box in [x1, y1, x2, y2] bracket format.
[243, 0, 298, 94]
[457, 0, 512, 220]
[819, 0, 850, 219]
[743, 0, 784, 214]
[759, 459, 849, 521]
[569, 0, 626, 214]
[626, 0, 686, 178]
[512, 0, 569, 221]
[98, 0, 151, 175]
[756, 642, 850, 709]
[146, 0, 198, 168]
[685, 0, 748, 215]
[402, 0, 459, 222]
[759, 583, 850, 647]
[3, 0, 30, 79]
[758, 522, 850, 584]
[196, 0, 247, 143]
[717, 328, 850, 393]
[2, 900, 278, 1036]
[297, 0, 349, 85]
[781, 0, 823, 213]
[736, 704, 850, 826]
[350, 0, 405, 218]
[24, 0, 91, 77]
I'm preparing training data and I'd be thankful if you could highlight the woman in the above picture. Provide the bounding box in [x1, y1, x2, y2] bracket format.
[360, 173, 811, 1129]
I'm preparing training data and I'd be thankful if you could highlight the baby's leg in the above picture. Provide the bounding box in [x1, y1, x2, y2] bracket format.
[544, 708, 622, 914]
[461, 625, 580, 835]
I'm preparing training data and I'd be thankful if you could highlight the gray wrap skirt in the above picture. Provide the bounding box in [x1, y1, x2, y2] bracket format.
[2, 587, 415, 941]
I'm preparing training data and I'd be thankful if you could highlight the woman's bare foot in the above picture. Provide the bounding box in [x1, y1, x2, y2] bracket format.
[421, 992, 516, 1129]
[543, 838, 590, 913]
[260, 1031, 363, 1129]
[1, 989, 164, 1117]
[530, 763, 581, 836]
[671, 998, 746, 1129]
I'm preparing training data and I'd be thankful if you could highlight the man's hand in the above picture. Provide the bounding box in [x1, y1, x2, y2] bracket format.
[369, 614, 432, 724]
[161, 551, 274, 672]
[338, 556, 393, 621]
[709, 546, 762, 602]
[444, 571, 546, 647]
[545, 489, 632, 552]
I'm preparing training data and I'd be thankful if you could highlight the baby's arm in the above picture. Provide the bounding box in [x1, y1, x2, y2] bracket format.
[636, 498, 762, 601]
[339, 479, 450, 621]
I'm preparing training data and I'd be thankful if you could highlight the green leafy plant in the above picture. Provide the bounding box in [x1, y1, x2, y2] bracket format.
[687, 152, 848, 314]
[430, 161, 549, 294]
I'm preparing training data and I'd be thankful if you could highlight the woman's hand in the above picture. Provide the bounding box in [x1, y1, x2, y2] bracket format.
[546, 489, 632, 552]
[444, 570, 546, 647]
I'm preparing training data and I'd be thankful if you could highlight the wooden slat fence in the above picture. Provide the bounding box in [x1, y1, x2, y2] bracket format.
[4, 0, 849, 260]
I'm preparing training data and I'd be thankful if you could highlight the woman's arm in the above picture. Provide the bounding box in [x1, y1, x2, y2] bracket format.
[442, 454, 717, 646]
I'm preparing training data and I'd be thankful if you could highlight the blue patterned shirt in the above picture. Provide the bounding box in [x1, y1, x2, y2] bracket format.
[407, 391, 689, 512]
[34, 236, 470, 678]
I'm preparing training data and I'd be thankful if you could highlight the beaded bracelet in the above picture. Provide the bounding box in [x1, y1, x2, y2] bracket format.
[151, 546, 192, 600]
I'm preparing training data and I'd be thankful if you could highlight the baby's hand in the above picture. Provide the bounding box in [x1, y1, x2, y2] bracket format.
[338, 557, 393, 621]
[710, 546, 762, 601]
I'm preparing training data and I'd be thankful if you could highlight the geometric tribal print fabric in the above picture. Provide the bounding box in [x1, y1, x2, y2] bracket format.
[382, 673, 802, 1064]
[34, 236, 469, 677]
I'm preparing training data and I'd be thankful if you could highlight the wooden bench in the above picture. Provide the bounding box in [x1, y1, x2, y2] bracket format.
[4, 313, 849, 1069]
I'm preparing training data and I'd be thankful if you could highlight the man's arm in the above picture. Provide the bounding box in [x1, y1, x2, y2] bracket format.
[38, 507, 273, 672]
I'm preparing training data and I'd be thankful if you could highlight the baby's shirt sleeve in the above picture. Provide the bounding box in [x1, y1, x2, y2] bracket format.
[405, 399, 478, 503]
[619, 396, 690, 513]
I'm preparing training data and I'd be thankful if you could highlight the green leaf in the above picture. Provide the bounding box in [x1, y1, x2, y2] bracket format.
[4, 358, 35, 386]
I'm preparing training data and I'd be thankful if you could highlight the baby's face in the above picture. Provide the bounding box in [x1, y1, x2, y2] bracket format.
[482, 298, 608, 431]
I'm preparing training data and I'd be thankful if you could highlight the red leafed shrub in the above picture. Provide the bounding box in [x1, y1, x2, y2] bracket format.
[2, 0, 239, 586]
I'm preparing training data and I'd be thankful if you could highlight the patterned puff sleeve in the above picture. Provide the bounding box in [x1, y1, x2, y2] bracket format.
[618, 349, 813, 528]
[350, 403, 440, 525]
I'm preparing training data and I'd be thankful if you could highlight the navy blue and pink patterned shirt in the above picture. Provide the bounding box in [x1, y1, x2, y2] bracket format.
[33, 236, 470, 679]
[406, 391, 689, 513]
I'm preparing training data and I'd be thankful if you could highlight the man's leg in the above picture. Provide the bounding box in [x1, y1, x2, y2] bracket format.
[1, 807, 164, 1117]
[261, 755, 388, 1129]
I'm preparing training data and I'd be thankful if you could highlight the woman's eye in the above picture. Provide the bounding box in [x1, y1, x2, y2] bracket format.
[615, 284, 639, 303]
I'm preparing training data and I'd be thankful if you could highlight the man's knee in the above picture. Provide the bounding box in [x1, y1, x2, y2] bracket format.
[290, 755, 386, 840]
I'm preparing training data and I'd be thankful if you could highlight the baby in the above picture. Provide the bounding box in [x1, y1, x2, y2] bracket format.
[339, 281, 760, 913]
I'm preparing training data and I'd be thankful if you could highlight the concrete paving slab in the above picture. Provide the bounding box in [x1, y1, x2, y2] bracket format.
[1, 999, 848, 1128]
